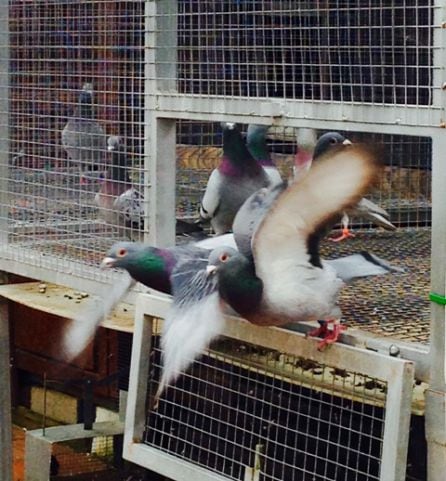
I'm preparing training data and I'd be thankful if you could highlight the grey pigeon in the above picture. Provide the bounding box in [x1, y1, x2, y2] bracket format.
[101, 235, 234, 403]
[61, 83, 107, 177]
[95, 135, 143, 238]
[207, 143, 387, 348]
[199, 123, 269, 235]
[95, 136, 205, 240]
[300, 132, 396, 241]
[246, 124, 282, 186]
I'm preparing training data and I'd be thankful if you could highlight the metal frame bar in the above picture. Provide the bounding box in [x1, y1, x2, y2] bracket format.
[124, 292, 415, 481]
[152, 94, 445, 131]
[425, 3, 446, 478]
[0, 276, 12, 481]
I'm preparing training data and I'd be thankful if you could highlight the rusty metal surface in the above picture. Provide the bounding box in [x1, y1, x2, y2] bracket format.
[320, 228, 430, 344]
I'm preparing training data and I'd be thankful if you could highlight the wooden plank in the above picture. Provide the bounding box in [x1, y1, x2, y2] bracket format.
[0, 282, 134, 332]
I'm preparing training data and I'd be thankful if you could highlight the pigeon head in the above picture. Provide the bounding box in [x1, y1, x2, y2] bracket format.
[207, 247, 263, 317]
[101, 242, 174, 293]
[313, 132, 351, 161]
[246, 124, 272, 165]
[206, 246, 239, 276]
[101, 242, 148, 269]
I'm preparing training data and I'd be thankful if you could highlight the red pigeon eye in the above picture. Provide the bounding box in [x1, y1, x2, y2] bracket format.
[117, 248, 127, 257]
[219, 253, 228, 262]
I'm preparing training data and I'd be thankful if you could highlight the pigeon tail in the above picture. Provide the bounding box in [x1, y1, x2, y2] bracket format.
[61, 273, 134, 361]
[155, 292, 225, 404]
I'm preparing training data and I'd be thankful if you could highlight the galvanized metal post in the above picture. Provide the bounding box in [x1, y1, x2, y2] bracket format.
[0, 290, 12, 481]
[145, 0, 177, 247]
[426, 131, 446, 481]
[425, 4, 446, 480]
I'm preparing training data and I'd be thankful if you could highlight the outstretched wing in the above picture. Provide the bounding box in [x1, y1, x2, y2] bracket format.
[253, 144, 380, 284]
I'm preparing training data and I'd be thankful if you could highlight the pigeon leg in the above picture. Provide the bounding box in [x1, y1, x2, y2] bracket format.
[306, 320, 330, 338]
[317, 320, 347, 351]
[329, 212, 355, 242]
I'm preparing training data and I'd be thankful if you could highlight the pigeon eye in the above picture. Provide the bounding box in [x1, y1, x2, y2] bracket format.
[219, 253, 228, 262]
[117, 248, 127, 257]
[330, 138, 338, 145]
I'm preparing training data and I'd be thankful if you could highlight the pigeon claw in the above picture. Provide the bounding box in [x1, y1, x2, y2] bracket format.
[329, 227, 356, 242]
[306, 320, 329, 339]
[317, 323, 347, 351]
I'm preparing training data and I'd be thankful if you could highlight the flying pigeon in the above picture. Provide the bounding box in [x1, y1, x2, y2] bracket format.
[95, 136, 204, 240]
[246, 124, 282, 186]
[206, 142, 387, 348]
[199, 122, 269, 235]
[101, 235, 233, 403]
[63, 234, 234, 362]
[300, 132, 397, 241]
[61, 83, 107, 179]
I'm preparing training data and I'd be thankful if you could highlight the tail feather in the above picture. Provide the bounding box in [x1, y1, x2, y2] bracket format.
[61, 273, 134, 360]
[154, 292, 225, 406]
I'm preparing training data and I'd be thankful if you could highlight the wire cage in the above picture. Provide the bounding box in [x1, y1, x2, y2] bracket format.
[123, 297, 416, 481]
[0, 1, 445, 480]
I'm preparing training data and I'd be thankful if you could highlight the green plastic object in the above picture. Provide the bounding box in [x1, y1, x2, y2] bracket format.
[429, 292, 446, 305]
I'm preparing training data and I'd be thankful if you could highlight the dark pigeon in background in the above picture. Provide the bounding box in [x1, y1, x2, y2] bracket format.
[61, 82, 107, 179]
[309, 132, 396, 241]
[199, 122, 269, 235]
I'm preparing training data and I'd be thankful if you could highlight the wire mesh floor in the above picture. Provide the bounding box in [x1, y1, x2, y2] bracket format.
[320, 228, 430, 344]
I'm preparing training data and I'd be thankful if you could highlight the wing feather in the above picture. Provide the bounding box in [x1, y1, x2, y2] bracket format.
[253, 144, 380, 280]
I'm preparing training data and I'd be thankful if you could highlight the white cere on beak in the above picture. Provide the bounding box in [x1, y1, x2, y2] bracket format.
[206, 265, 217, 275]
[342, 139, 352, 146]
[100, 257, 116, 269]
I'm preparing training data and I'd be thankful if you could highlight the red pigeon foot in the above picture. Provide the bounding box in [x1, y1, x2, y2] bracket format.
[329, 227, 356, 242]
[317, 323, 347, 351]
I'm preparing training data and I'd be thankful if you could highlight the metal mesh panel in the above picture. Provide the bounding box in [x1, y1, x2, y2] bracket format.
[145, 331, 387, 481]
[3, 1, 146, 282]
[175, 1, 434, 106]
[176, 121, 432, 230]
[50, 436, 117, 479]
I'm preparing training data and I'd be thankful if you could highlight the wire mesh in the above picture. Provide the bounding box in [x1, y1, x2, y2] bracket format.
[0, 2, 436, 286]
[145, 330, 388, 481]
[174, 0, 435, 106]
[3, 1, 146, 281]
[50, 436, 117, 479]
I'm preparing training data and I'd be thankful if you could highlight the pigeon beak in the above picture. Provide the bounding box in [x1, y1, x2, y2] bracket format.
[101, 257, 116, 269]
[107, 145, 114, 152]
[342, 139, 352, 146]
[206, 265, 217, 276]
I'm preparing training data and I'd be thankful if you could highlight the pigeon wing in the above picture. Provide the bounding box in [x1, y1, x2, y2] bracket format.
[252, 144, 380, 283]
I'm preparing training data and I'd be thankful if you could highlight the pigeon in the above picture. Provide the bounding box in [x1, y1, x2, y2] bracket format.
[62, 234, 234, 363]
[61, 83, 107, 179]
[302, 132, 397, 241]
[94, 135, 142, 237]
[100, 233, 236, 294]
[95, 136, 204, 240]
[101, 236, 233, 403]
[246, 124, 282, 186]
[206, 142, 385, 348]
[199, 122, 269, 235]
